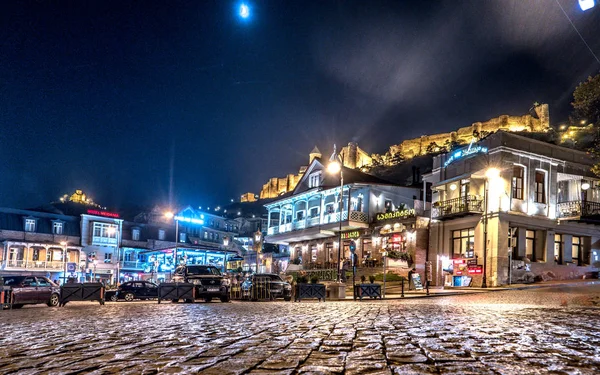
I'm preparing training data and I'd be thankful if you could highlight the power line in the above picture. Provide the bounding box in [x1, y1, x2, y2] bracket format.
[554, 0, 600, 66]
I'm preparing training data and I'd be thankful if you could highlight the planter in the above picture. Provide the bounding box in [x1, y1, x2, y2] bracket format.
[354, 284, 382, 300]
[158, 283, 195, 303]
[60, 283, 105, 306]
[295, 283, 326, 302]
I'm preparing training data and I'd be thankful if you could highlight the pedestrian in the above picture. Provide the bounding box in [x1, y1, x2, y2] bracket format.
[407, 268, 415, 290]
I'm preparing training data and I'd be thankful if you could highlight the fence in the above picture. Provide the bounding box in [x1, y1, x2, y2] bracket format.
[59, 283, 105, 306]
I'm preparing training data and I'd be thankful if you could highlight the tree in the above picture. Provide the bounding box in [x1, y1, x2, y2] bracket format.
[572, 74, 600, 176]
[572, 74, 600, 127]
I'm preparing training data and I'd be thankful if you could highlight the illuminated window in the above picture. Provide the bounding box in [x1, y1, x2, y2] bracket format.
[24, 218, 36, 232]
[158, 229, 166, 240]
[554, 234, 562, 264]
[534, 171, 546, 204]
[104, 252, 112, 263]
[526, 230, 536, 261]
[132, 229, 140, 241]
[52, 222, 63, 235]
[179, 232, 186, 243]
[460, 179, 470, 199]
[309, 172, 321, 188]
[512, 166, 524, 200]
[572, 236, 581, 266]
[93, 222, 117, 238]
[452, 228, 475, 258]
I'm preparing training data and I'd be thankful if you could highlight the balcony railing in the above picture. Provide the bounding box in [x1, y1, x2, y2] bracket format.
[119, 261, 145, 270]
[4, 260, 66, 270]
[267, 210, 367, 235]
[557, 200, 600, 219]
[92, 236, 118, 246]
[432, 196, 483, 219]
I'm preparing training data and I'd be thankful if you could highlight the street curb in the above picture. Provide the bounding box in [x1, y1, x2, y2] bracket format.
[338, 280, 600, 301]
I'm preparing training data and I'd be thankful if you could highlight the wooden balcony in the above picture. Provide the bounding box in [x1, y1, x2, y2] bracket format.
[432, 196, 484, 220]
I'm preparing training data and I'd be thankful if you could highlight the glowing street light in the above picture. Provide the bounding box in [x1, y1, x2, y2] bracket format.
[582, 181, 591, 190]
[239, 3, 250, 19]
[579, 0, 595, 11]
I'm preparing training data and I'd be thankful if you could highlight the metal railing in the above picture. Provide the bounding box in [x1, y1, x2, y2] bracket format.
[557, 200, 600, 219]
[4, 260, 65, 270]
[432, 195, 483, 219]
[268, 210, 366, 235]
[119, 261, 145, 270]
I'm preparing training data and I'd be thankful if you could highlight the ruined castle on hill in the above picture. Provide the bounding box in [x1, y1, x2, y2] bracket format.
[249, 104, 551, 200]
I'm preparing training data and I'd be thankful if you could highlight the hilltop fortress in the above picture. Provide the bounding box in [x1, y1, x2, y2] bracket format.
[252, 104, 551, 200]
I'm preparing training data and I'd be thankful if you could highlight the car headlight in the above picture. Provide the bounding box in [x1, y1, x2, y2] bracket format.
[221, 279, 231, 286]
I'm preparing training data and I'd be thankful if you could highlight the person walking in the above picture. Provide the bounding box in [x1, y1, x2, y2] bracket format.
[407, 268, 415, 290]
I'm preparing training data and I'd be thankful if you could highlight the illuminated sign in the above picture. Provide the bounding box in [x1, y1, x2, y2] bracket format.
[87, 209, 119, 218]
[468, 265, 483, 274]
[341, 231, 361, 240]
[443, 140, 488, 168]
[375, 209, 415, 222]
[174, 215, 204, 225]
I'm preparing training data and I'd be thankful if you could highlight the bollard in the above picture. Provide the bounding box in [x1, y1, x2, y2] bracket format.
[401, 278, 405, 298]
[426, 280, 430, 296]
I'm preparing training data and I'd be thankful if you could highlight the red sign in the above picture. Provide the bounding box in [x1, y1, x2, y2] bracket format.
[468, 266, 483, 274]
[87, 209, 120, 218]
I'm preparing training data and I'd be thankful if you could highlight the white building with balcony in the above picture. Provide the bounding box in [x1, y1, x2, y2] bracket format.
[0, 207, 83, 283]
[425, 131, 600, 288]
[80, 211, 123, 284]
[265, 158, 421, 271]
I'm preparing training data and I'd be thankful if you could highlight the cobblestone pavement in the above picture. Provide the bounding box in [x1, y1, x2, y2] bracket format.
[1, 285, 600, 374]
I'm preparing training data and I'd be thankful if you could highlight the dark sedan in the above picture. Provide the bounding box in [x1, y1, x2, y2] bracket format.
[0, 276, 60, 308]
[241, 274, 292, 301]
[109, 281, 158, 302]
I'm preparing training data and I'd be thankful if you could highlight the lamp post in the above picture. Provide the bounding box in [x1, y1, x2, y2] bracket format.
[165, 211, 179, 267]
[254, 230, 262, 274]
[60, 241, 68, 285]
[92, 259, 97, 281]
[381, 250, 387, 298]
[327, 144, 345, 282]
[482, 167, 500, 288]
[223, 236, 230, 273]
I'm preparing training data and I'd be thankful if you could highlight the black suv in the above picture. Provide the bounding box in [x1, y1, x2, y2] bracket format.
[172, 265, 230, 302]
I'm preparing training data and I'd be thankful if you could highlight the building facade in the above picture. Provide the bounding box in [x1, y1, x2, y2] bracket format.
[425, 131, 600, 287]
[265, 158, 422, 276]
[0, 207, 83, 283]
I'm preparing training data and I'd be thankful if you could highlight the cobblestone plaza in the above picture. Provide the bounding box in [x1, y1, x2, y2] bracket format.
[1, 285, 599, 374]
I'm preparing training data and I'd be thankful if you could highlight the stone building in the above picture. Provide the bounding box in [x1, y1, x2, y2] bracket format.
[259, 144, 373, 199]
[375, 104, 551, 163]
[424, 130, 600, 288]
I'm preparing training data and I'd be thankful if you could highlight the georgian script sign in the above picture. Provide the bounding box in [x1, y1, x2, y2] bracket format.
[375, 209, 415, 222]
[443, 139, 488, 168]
[341, 230, 361, 240]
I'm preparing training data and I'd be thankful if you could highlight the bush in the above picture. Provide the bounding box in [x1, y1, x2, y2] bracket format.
[373, 272, 405, 282]
[369, 275, 376, 284]
[310, 275, 319, 284]
[360, 275, 366, 283]
[297, 275, 308, 284]
[291, 257, 302, 265]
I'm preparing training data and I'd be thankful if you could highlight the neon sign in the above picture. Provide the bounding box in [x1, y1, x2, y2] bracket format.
[375, 209, 415, 222]
[87, 209, 119, 218]
[341, 230, 361, 240]
[443, 140, 488, 168]
[174, 215, 204, 225]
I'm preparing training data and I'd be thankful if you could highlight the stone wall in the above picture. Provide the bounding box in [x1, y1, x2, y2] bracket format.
[376, 104, 551, 163]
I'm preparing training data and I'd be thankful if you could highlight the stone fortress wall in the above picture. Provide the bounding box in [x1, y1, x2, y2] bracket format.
[255, 104, 551, 200]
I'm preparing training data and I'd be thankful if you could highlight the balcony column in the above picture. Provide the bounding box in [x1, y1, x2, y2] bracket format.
[267, 209, 272, 229]
[24, 246, 29, 268]
[320, 194, 325, 224]
[43, 245, 49, 267]
[291, 202, 296, 225]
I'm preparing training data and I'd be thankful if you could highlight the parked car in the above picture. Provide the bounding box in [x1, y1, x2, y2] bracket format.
[172, 265, 230, 302]
[0, 276, 60, 308]
[241, 274, 292, 301]
[109, 281, 159, 302]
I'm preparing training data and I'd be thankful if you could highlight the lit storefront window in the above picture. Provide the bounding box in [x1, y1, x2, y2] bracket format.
[452, 228, 474, 259]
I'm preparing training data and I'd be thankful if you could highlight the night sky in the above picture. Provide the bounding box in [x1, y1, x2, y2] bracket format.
[2, 1, 599, 211]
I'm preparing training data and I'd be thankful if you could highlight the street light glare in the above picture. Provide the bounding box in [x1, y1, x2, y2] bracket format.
[327, 161, 341, 174]
[579, 0, 595, 11]
[164, 211, 174, 219]
[582, 181, 591, 190]
[239, 3, 250, 19]
[485, 168, 500, 180]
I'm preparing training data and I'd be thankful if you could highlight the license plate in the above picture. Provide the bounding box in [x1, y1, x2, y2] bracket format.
[207, 287, 220, 292]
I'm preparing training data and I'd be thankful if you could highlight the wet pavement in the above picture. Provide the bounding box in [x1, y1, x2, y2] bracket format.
[1, 285, 599, 374]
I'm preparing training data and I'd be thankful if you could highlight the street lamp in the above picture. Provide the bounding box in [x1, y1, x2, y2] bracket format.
[381, 250, 388, 298]
[327, 144, 344, 282]
[165, 211, 179, 267]
[482, 167, 500, 288]
[107, 226, 120, 285]
[60, 241, 68, 285]
[254, 230, 262, 273]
